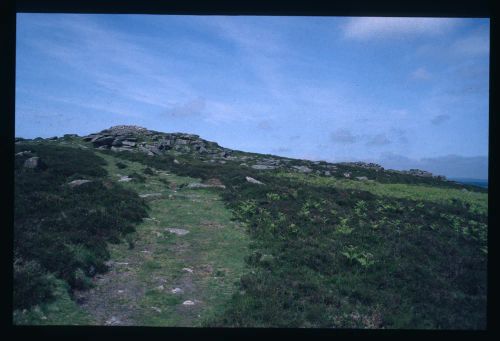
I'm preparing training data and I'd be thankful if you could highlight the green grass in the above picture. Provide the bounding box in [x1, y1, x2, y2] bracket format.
[86, 151, 250, 327]
[12, 279, 94, 325]
[274, 171, 488, 215]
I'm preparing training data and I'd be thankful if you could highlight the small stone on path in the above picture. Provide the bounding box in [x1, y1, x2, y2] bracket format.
[171, 287, 183, 294]
[117, 290, 124, 294]
[105, 316, 121, 325]
[182, 300, 195, 306]
[151, 306, 162, 313]
[165, 228, 190, 235]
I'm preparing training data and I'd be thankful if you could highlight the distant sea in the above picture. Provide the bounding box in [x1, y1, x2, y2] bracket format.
[449, 178, 488, 189]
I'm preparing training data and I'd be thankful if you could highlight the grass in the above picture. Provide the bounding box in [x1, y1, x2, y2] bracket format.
[76, 151, 251, 327]
[12, 278, 94, 325]
[274, 171, 488, 215]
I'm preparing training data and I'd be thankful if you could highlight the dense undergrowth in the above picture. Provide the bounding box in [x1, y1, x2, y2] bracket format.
[107, 148, 487, 329]
[14, 143, 148, 310]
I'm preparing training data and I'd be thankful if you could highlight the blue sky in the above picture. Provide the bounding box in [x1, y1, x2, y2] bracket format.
[15, 14, 489, 178]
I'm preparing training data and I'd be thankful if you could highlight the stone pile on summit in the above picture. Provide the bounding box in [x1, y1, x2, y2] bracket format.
[82, 125, 230, 157]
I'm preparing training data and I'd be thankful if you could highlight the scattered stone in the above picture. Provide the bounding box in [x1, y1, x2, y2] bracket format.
[139, 193, 163, 198]
[171, 287, 183, 294]
[115, 262, 129, 265]
[324, 171, 331, 176]
[187, 182, 226, 189]
[182, 300, 195, 306]
[117, 290, 124, 294]
[173, 159, 180, 164]
[251, 164, 276, 170]
[105, 316, 122, 326]
[245, 176, 264, 185]
[182, 267, 194, 273]
[156, 285, 164, 291]
[118, 176, 133, 182]
[165, 228, 190, 235]
[15, 150, 32, 157]
[355, 176, 368, 181]
[151, 307, 162, 313]
[68, 179, 92, 188]
[292, 165, 312, 173]
[141, 250, 151, 253]
[343, 172, 351, 178]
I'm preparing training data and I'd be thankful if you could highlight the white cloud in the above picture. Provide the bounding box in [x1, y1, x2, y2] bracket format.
[342, 17, 459, 40]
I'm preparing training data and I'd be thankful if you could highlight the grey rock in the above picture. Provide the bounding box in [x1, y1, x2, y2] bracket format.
[173, 159, 180, 165]
[343, 172, 351, 178]
[355, 176, 368, 181]
[251, 164, 276, 170]
[139, 193, 163, 198]
[187, 182, 226, 189]
[23, 157, 42, 169]
[122, 140, 137, 147]
[68, 179, 92, 188]
[165, 228, 190, 235]
[324, 171, 331, 176]
[105, 316, 122, 326]
[171, 287, 183, 294]
[15, 150, 32, 157]
[292, 165, 312, 173]
[118, 176, 133, 182]
[92, 136, 115, 146]
[246, 176, 264, 185]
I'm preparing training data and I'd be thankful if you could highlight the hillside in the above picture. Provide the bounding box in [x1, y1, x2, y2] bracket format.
[13, 126, 488, 329]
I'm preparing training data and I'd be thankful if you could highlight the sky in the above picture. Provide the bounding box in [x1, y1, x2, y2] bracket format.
[15, 14, 489, 179]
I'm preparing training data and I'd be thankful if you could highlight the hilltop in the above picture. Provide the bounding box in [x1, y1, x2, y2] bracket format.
[13, 125, 487, 328]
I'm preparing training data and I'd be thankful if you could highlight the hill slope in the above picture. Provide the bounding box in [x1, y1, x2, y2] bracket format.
[13, 126, 487, 329]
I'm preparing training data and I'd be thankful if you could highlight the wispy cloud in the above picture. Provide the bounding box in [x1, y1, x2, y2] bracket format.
[330, 129, 357, 144]
[431, 114, 451, 125]
[411, 67, 432, 80]
[165, 98, 206, 117]
[342, 17, 459, 40]
[451, 31, 489, 56]
[366, 133, 391, 146]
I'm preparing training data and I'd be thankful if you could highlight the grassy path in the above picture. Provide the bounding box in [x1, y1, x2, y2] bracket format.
[76, 153, 249, 326]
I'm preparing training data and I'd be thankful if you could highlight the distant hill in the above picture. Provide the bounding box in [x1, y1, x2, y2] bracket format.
[449, 178, 488, 189]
